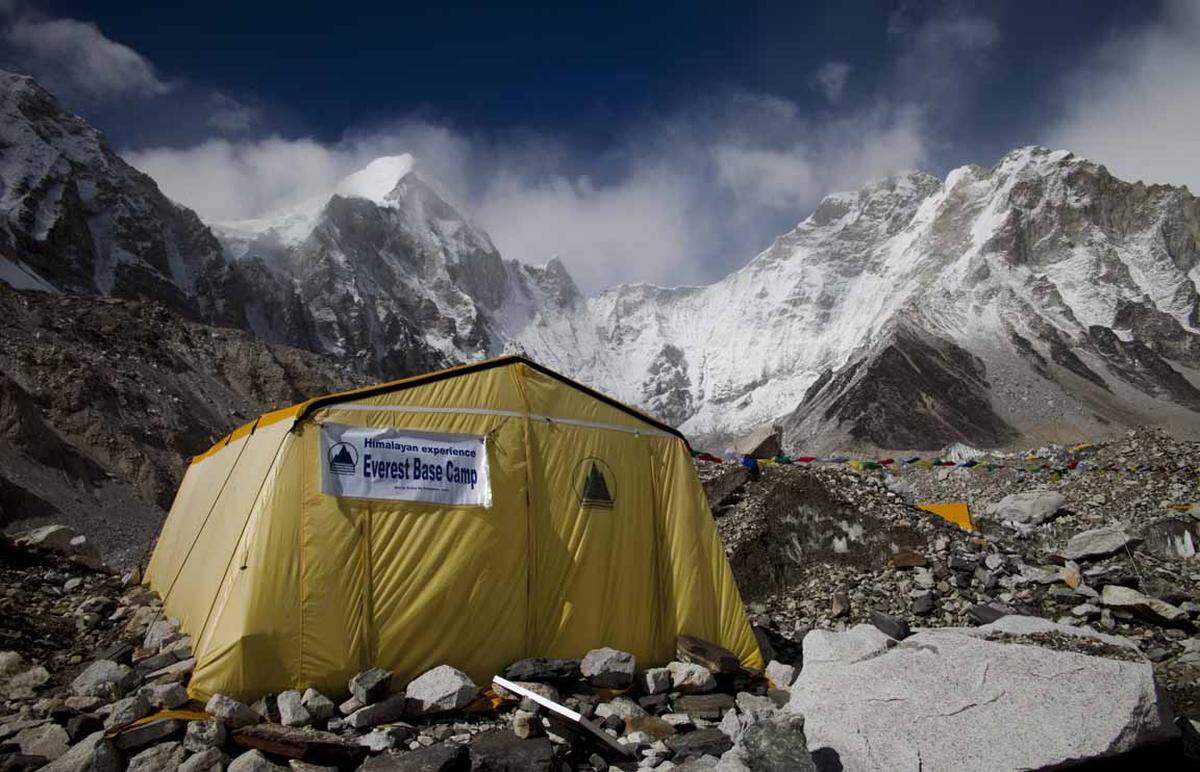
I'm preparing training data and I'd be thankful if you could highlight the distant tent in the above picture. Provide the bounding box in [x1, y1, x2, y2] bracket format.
[918, 501, 975, 531]
[145, 356, 761, 701]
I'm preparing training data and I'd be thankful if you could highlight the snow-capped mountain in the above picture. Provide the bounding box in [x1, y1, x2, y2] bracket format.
[4, 68, 1199, 450]
[516, 147, 1200, 449]
[211, 155, 583, 376]
[0, 72, 238, 323]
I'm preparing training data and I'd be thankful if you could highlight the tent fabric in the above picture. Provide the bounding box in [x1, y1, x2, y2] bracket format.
[918, 501, 975, 531]
[145, 356, 761, 702]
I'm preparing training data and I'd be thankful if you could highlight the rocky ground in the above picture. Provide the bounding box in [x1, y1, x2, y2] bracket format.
[0, 527, 812, 771]
[0, 284, 364, 566]
[707, 428, 1200, 737]
[3, 427, 1200, 770]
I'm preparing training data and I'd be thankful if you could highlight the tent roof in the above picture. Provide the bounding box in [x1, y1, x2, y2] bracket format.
[192, 355, 688, 464]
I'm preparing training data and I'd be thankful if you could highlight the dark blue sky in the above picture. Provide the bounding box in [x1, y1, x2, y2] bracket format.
[43, 0, 1154, 160]
[8, 1, 1191, 289]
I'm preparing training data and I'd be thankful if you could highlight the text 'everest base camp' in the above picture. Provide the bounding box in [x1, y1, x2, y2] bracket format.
[3, 8, 1200, 768]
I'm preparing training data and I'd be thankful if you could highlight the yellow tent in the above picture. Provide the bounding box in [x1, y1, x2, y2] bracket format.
[145, 356, 761, 702]
[918, 501, 975, 531]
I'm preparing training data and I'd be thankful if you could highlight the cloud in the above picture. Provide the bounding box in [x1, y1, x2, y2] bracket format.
[1046, 0, 1200, 192]
[811, 61, 853, 102]
[123, 5, 1001, 293]
[1, 15, 174, 103]
[206, 93, 261, 134]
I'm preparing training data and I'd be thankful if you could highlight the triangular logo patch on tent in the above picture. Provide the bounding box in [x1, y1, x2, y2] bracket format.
[580, 460, 614, 509]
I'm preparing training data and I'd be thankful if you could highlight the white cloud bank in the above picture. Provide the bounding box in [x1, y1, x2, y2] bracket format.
[1047, 0, 1200, 193]
[2, 15, 173, 103]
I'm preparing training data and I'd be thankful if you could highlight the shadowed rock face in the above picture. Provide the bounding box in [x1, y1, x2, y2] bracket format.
[0, 72, 238, 325]
[786, 326, 1019, 451]
[0, 283, 363, 563]
[722, 468, 924, 601]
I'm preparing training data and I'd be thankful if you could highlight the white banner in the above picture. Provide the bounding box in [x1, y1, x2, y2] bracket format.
[318, 423, 491, 507]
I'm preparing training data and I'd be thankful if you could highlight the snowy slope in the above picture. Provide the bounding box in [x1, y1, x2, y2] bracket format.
[0, 71, 237, 323]
[516, 147, 1200, 448]
[212, 156, 583, 377]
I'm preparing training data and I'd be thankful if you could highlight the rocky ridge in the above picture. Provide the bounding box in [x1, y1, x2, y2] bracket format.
[0, 283, 363, 565]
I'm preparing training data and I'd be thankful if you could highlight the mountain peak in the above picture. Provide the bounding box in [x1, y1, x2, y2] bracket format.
[333, 154, 415, 206]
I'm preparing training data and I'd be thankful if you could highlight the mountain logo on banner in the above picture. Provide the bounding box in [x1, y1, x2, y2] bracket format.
[578, 458, 614, 509]
[328, 442, 359, 476]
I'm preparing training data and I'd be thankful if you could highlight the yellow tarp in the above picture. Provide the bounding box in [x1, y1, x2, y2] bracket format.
[146, 356, 761, 702]
[918, 501, 974, 531]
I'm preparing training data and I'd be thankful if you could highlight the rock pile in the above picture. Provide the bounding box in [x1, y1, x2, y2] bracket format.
[701, 426, 1200, 763]
[1, 532, 808, 770]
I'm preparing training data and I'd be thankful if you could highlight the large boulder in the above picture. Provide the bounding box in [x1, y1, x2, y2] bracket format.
[403, 665, 478, 715]
[349, 667, 393, 704]
[1100, 585, 1188, 625]
[39, 730, 122, 772]
[989, 490, 1065, 525]
[717, 713, 816, 772]
[70, 660, 135, 700]
[1064, 528, 1138, 561]
[581, 647, 636, 689]
[206, 693, 261, 729]
[788, 616, 1177, 770]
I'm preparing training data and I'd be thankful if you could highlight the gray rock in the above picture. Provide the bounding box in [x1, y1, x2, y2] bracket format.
[229, 749, 286, 771]
[789, 615, 1178, 770]
[596, 696, 647, 720]
[277, 690, 311, 727]
[469, 729, 554, 769]
[666, 728, 733, 760]
[869, 610, 911, 641]
[251, 695, 280, 723]
[666, 661, 716, 694]
[764, 660, 796, 688]
[358, 744, 468, 770]
[662, 713, 695, 731]
[288, 763, 337, 772]
[404, 664, 478, 715]
[104, 692, 152, 728]
[673, 693, 734, 721]
[802, 624, 891, 666]
[641, 667, 673, 695]
[142, 682, 189, 709]
[113, 718, 183, 751]
[1065, 528, 1138, 561]
[184, 718, 228, 752]
[735, 692, 777, 722]
[991, 490, 1065, 525]
[338, 695, 364, 716]
[967, 603, 1010, 626]
[180, 747, 230, 772]
[39, 730, 122, 772]
[502, 658, 581, 682]
[143, 656, 195, 682]
[581, 647, 636, 689]
[70, 660, 135, 699]
[143, 619, 181, 652]
[14, 722, 70, 760]
[349, 667, 393, 704]
[0, 651, 51, 700]
[127, 740, 186, 771]
[717, 714, 816, 772]
[301, 688, 336, 724]
[206, 693, 261, 728]
[358, 724, 415, 752]
[1100, 585, 1188, 625]
[347, 694, 408, 730]
[512, 708, 542, 739]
